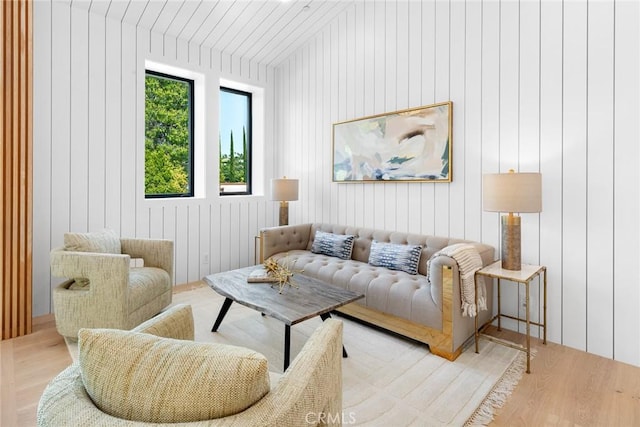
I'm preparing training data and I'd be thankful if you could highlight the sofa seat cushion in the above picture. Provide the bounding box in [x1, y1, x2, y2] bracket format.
[128, 267, 171, 312]
[272, 250, 442, 330]
[78, 328, 270, 423]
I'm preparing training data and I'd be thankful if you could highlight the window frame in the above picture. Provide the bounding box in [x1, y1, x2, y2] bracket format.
[144, 69, 195, 199]
[219, 86, 253, 196]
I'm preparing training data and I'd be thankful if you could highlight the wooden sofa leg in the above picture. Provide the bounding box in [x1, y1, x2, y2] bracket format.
[430, 345, 463, 361]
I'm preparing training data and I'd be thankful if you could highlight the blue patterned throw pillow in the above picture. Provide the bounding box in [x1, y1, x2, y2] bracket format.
[368, 241, 423, 275]
[311, 231, 356, 260]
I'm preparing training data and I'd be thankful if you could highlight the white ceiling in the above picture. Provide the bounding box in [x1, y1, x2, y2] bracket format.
[72, 0, 355, 67]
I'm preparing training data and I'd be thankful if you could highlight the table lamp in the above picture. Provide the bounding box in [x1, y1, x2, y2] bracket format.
[482, 170, 542, 271]
[271, 177, 299, 226]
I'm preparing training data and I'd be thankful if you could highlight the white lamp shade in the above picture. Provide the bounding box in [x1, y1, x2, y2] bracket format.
[270, 178, 299, 202]
[483, 172, 542, 213]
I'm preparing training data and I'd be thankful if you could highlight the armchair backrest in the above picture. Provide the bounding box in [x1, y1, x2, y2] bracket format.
[217, 318, 344, 426]
[132, 304, 194, 340]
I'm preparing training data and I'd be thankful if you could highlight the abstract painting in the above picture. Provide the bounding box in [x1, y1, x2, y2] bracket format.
[332, 101, 452, 182]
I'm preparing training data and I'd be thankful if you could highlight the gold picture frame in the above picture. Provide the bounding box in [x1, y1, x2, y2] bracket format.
[332, 101, 452, 183]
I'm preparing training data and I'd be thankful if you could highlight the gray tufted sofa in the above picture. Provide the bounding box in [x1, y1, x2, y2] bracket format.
[260, 223, 495, 361]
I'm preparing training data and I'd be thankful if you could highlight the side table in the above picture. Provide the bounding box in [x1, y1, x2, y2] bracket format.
[474, 261, 547, 373]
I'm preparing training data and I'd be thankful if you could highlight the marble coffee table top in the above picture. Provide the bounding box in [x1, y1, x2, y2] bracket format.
[204, 265, 364, 326]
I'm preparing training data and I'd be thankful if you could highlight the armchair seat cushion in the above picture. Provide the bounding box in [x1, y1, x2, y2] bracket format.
[128, 267, 171, 312]
[78, 328, 271, 423]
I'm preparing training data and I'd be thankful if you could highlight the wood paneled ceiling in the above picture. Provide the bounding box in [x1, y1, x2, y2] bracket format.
[71, 0, 354, 67]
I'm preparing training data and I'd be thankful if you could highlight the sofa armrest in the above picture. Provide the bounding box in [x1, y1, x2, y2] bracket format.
[427, 242, 494, 310]
[427, 254, 458, 311]
[132, 304, 194, 341]
[259, 224, 312, 262]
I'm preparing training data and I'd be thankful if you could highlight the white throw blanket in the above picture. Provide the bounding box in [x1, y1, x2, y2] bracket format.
[428, 243, 486, 317]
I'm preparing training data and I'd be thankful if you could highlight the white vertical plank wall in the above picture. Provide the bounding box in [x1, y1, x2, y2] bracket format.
[613, 0, 640, 365]
[30, 0, 640, 367]
[562, 0, 588, 352]
[87, 10, 106, 233]
[32, 2, 277, 316]
[448, 0, 465, 241]
[539, 0, 563, 350]
[69, 6, 89, 233]
[464, 0, 482, 246]
[32, 0, 52, 317]
[273, 0, 640, 366]
[586, 0, 615, 359]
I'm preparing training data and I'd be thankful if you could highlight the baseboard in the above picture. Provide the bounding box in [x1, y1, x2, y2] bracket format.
[173, 281, 206, 293]
[33, 313, 55, 326]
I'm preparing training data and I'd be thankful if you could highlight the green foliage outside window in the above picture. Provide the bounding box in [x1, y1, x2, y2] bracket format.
[219, 127, 247, 184]
[145, 72, 192, 197]
[219, 87, 251, 194]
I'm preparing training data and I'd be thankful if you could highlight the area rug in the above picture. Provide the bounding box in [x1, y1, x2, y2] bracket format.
[66, 285, 527, 426]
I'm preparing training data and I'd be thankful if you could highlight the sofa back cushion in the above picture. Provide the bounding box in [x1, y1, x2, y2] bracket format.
[78, 328, 270, 423]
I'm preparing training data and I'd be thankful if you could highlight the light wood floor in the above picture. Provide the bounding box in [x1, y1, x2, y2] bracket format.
[2, 284, 639, 426]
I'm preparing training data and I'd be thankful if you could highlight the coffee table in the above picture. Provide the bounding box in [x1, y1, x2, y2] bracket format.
[204, 265, 364, 370]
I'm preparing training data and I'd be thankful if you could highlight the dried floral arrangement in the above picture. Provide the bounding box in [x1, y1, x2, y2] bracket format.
[263, 256, 303, 294]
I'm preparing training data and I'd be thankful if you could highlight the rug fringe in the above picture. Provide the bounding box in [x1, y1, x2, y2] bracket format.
[464, 348, 536, 426]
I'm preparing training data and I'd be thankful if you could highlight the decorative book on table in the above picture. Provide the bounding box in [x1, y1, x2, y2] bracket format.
[247, 267, 279, 283]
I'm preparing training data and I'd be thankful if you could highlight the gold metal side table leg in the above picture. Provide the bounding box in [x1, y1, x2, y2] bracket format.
[525, 280, 531, 374]
[497, 278, 502, 331]
[474, 274, 479, 353]
[543, 267, 547, 345]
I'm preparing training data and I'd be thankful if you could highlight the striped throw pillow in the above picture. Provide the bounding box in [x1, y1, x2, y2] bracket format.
[368, 240, 423, 275]
[311, 231, 356, 260]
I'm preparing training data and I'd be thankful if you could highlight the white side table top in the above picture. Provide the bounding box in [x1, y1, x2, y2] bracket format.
[477, 261, 545, 283]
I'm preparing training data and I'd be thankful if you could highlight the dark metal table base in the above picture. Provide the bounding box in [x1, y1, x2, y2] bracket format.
[211, 298, 348, 371]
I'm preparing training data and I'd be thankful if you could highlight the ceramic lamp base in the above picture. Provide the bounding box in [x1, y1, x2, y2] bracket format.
[501, 215, 521, 271]
[279, 202, 289, 226]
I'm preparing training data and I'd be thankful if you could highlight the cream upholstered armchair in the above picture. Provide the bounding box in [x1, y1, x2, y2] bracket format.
[49, 230, 173, 339]
[37, 304, 344, 427]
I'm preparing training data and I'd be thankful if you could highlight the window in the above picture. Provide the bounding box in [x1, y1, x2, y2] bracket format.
[144, 70, 194, 198]
[219, 87, 252, 195]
